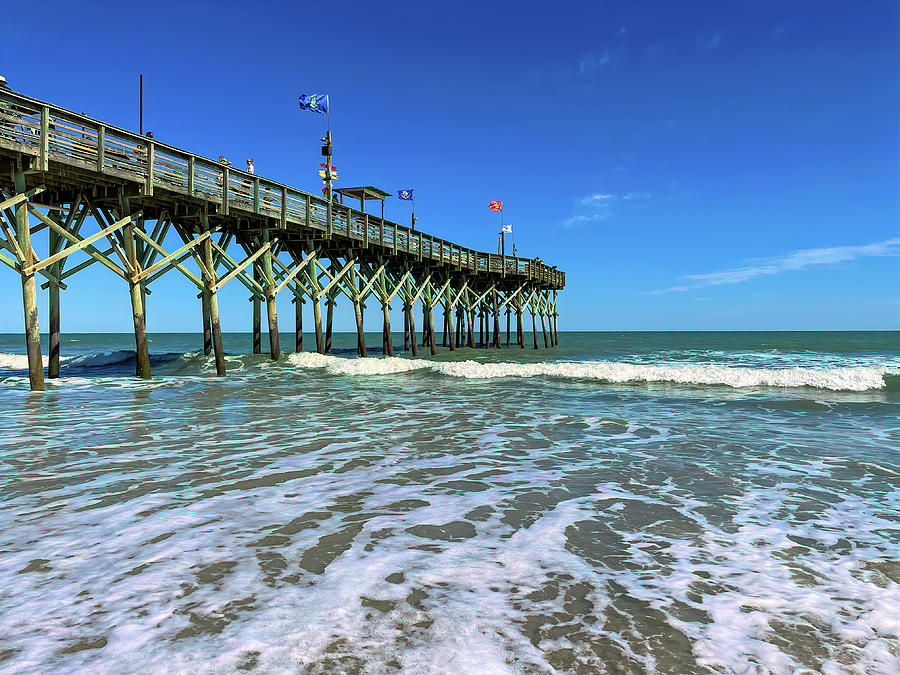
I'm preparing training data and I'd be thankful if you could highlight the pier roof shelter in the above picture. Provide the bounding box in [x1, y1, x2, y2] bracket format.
[335, 186, 391, 219]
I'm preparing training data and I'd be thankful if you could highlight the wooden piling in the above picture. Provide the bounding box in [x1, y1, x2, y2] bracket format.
[48, 281, 60, 379]
[479, 310, 484, 347]
[517, 307, 524, 349]
[202, 234, 226, 376]
[442, 307, 449, 347]
[428, 303, 437, 355]
[492, 290, 501, 348]
[261, 229, 279, 360]
[447, 306, 456, 351]
[252, 268, 261, 354]
[15, 174, 44, 391]
[313, 298, 324, 353]
[408, 301, 418, 357]
[506, 308, 511, 346]
[382, 301, 393, 356]
[123, 212, 151, 379]
[466, 308, 475, 348]
[403, 303, 411, 351]
[354, 301, 367, 357]
[532, 312, 539, 349]
[540, 312, 549, 348]
[325, 298, 334, 354]
[295, 296, 303, 353]
[201, 290, 213, 355]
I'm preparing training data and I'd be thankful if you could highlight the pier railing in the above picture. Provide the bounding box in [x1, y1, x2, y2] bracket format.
[0, 89, 564, 289]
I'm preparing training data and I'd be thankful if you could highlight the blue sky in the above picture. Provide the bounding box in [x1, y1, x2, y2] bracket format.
[1, 0, 897, 332]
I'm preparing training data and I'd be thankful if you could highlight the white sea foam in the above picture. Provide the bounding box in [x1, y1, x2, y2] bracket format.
[287, 352, 898, 391]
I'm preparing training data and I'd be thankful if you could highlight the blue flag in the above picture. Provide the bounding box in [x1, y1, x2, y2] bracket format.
[397, 189, 414, 200]
[298, 94, 329, 114]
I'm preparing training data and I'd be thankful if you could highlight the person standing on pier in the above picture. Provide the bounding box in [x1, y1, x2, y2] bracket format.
[246, 158, 254, 174]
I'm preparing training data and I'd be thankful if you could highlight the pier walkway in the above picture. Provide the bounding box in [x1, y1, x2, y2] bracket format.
[0, 86, 563, 390]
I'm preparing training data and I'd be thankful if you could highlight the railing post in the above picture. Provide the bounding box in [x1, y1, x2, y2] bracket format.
[305, 197, 311, 227]
[253, 178, 260, 214]
[364, 213, 369, 247]
[97, 126, 106, 172]
[187, 156, 194, 194]
[280, 187, 287, 229]
[39, 106, 49, 171]
[221, 166, 229, 215]
[145, 141, 155, 196]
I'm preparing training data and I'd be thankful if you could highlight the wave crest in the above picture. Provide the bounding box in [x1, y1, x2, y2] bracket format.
[286, 353, 897, 391]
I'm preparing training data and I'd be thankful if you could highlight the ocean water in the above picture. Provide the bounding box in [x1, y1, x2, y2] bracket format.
[0, 331, 898, 674]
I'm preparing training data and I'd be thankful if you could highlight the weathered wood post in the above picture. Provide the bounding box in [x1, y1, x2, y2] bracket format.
[294, 294, 303, 353]
[492, 290, 501, 348]
[325, 297, 334, 354]
[313, 296, 324, 353]
[380, 275, 393, 357]
[447, 303, 456, 351]
[201, 224, 226, 376]
[553, 290, 559, 346]
[48, 280, 60, 378]
[403, 301, 411, 351]
[442, 305, 449, 347]
[15, 173, 44, 391]
[467, 307, 475, 348]
[252, 267, 262, 354]
[261, 228, 279, 360]
[201, 290, 213, 355]
[518, 303, 525, 348]
[122, 198, 151, 379]
[421, 304, 429, 347]
[541, 311, 549, 348]
[479, 307, 484, 347]
[532, 310, 539, 349]
[428, 298, 437, 356]
[506, 307, 511, 346]
[408, 295, 418, 357]
[353, 265, 367, 357]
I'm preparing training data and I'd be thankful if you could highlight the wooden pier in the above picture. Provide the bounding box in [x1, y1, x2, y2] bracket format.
[0, 85, 564, 391]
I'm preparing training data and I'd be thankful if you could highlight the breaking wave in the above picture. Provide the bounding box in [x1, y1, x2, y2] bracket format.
[287, 352, 899, 391]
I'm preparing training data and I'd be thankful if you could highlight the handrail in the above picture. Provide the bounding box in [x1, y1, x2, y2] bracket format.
[0, 88, 564, 289]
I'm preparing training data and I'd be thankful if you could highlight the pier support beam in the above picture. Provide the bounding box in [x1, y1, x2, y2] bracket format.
[492, 290, 501, 348]
[313, 298, 324, 353]
[295, 295, 303, 353]
[48, 281, 60, 379]
[15, 174, 44, 391]
[467, 308, 475, 348]
[262, 229, 279, 360]
[201, 290, 213, 355]
[532, 311, 539, 349]
[408, 300, 418, 357]
[541, 312, 549, 348]
[123, 208, 151, 380]
[506, 308, 511, 347]
[517, 306, 524, 349]
[325, 298, 334, 354]
[202, 233, 226, 377]
[403, 303, 411, 351]
[252, 267, 262, 354]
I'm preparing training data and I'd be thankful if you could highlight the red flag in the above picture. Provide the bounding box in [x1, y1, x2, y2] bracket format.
[489, 200, 503, 212]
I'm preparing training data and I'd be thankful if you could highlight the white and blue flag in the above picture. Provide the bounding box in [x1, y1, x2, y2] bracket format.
[298, 94, 329, 114]
[397, 189, 414, 200]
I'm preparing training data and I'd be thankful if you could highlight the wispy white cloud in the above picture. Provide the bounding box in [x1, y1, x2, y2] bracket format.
[560, 191, 651, 229]
[649, 238, 900, 294]
[697, 29, 722, 51]
[578, 51, 613, 75]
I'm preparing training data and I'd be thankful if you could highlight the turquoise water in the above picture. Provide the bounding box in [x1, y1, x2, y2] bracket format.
[0, 331, 898, 673]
